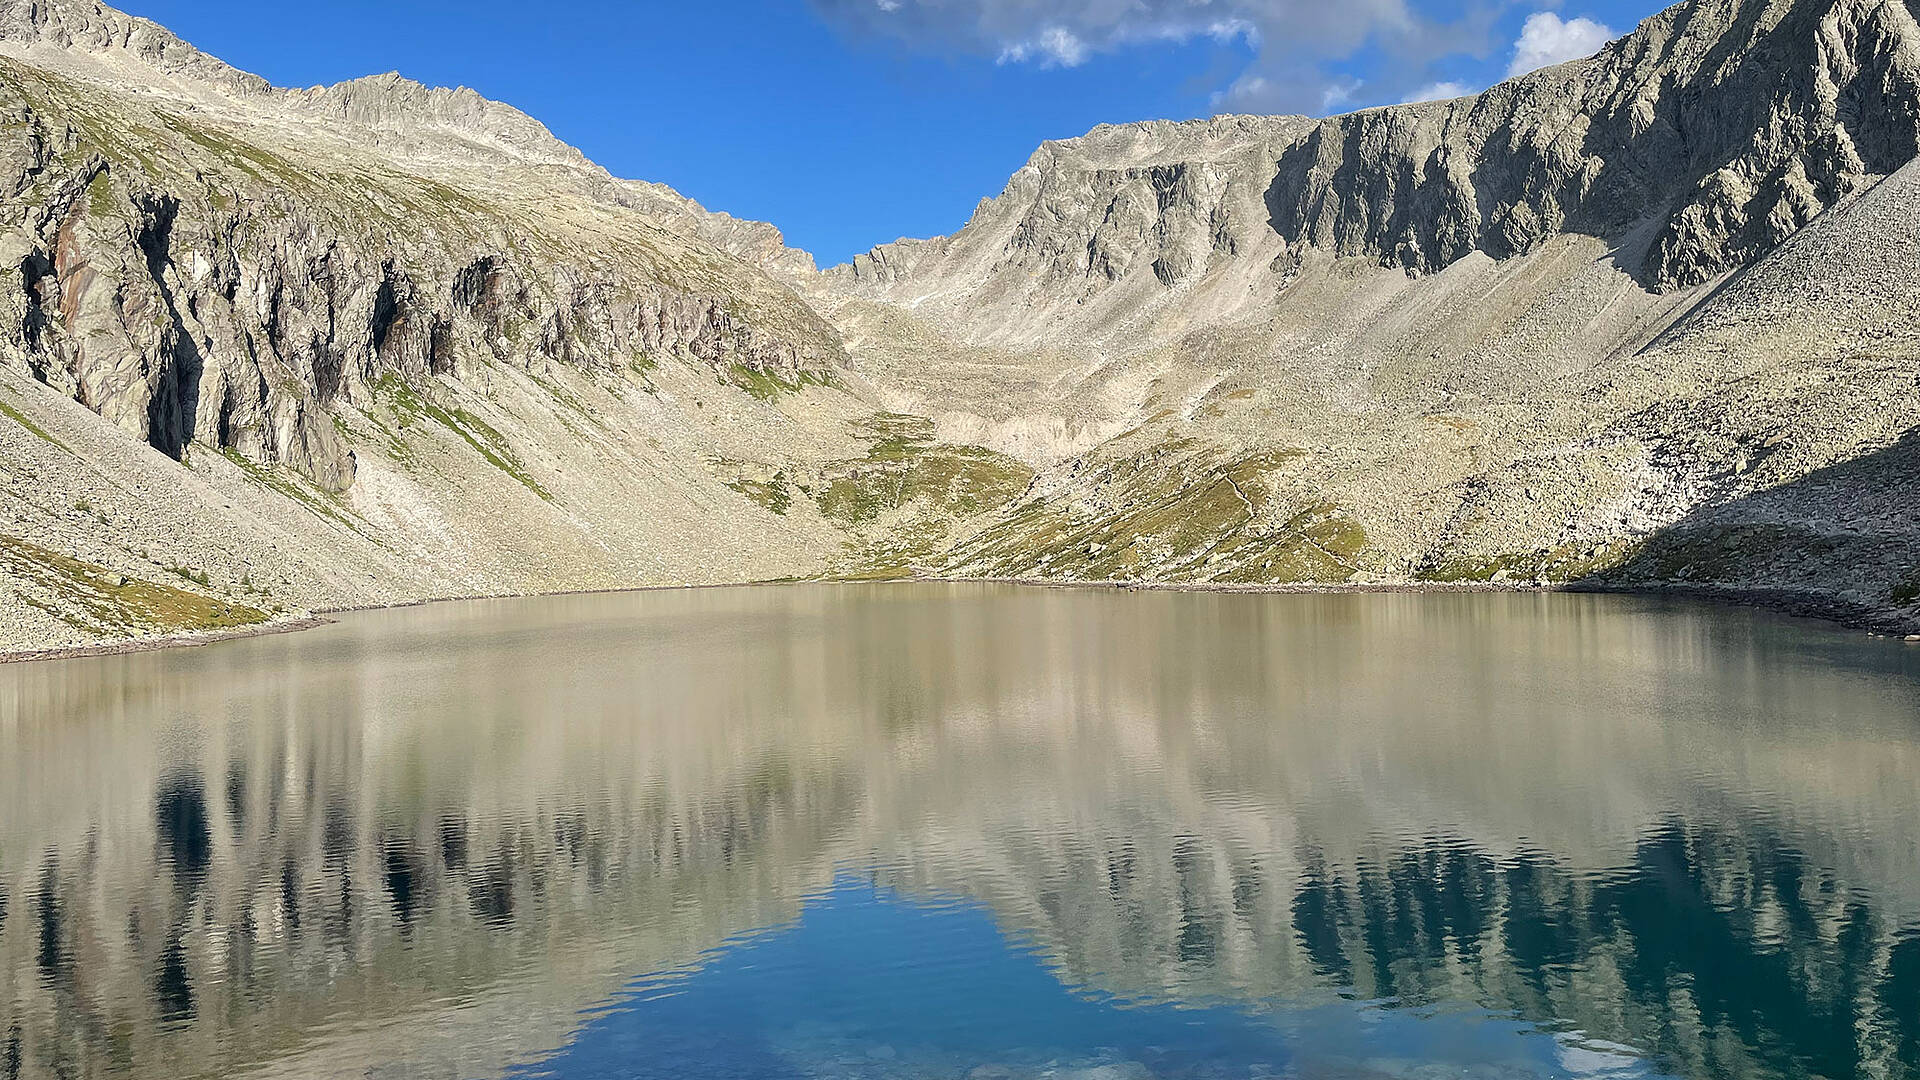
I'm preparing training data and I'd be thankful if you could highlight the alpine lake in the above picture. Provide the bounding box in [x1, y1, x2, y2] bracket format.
[3, 583, 1919, 1080]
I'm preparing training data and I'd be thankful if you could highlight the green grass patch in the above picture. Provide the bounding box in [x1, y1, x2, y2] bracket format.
[1211, 504, 1369, 584]
[834, 563, 915, 582]
[0, 397, 68, 452]
[944, 443, 1373, 585]
[726, 475, 794, 515]
[526, 368, 597, 424]
[726, 363, 836, 402]
[216, 446, 374, 535]
[0, 535, 267, 637]
[375, 375, 551, 501]
[156, 112, 313, 188]
[810, 418, 1034, 577]
[815, 444, 1032, 528]
[436, 405, 552, 500]
[346, 406, 421, 471]
[1418, 541, 1633, 584]
[854, 412, 938, 443]
[85, 168, 117, 218]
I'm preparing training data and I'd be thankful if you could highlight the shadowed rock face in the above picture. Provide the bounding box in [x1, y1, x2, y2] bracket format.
[1268, 0, 1920, 290]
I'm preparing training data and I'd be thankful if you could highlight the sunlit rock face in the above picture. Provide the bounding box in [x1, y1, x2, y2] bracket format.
[3, 586, 1919, 1078]
[833, 0, 1920, 313]
[3, 0, 1920, 653]
[0, 0, 876, 650]
[810, 0, 1920, 625]
[0, 5, 843, 484]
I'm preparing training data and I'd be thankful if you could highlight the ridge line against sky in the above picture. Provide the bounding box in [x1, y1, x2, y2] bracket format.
[118, 0, 1650, 265]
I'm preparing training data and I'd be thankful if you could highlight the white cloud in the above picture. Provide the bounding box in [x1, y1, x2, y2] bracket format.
[1404, 80, 1470, 103]
[1211, 74, 1269, 109]
[1196, 18, 1261, 47]
[1507, 12, 1614, 77]
[812, 0, 1504, 114]
[1320, 77, 1364, 112]
[1208, 71, 1367, 116]
[999, 26, 1090, 67]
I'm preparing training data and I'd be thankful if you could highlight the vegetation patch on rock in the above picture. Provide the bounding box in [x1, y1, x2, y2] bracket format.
[0, 535, 268, 637]
[375, 376, 552, 501]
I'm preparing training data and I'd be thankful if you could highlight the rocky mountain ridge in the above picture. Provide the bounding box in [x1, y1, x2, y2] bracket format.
[830, 0, 1920, 322]
[2, 0, 1919, 655]
[0, 0, 894, 652]
[0, 0, 590, 166]
[808, 0, 1920, 628]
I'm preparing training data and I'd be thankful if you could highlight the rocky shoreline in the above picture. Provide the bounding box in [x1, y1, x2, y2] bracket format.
[7, 576, 1915, 667]
[0, 614, 331, 665]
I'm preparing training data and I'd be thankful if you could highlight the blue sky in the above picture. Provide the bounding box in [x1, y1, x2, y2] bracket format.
[117, 0, 1664, 265]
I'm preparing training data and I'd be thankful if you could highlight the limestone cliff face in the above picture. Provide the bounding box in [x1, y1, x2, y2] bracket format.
[0, 0, 266, 95]
[1268, 0, 1920, 290]
[0, 0, 586, 167]
[833, 0, 1920, 314]
[619, 180, 820, 278]
[0, 1, 845, 492]
[811, 0, 1920, 629]
[0, 0, 886, 654]
[0, 140, 363, 489]
[831, 115, 1306, 298]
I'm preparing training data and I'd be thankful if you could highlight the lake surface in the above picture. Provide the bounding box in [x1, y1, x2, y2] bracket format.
[3, 584, 1920, 1080]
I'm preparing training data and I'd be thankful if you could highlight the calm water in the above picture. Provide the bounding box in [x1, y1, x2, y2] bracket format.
[3, 584, 1920, 1080]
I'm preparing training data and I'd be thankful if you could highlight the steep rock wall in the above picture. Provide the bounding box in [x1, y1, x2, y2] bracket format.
[0, 51, 846, 491]
[1268, 0, 1920, 289]
[830, 0, 1920, 317]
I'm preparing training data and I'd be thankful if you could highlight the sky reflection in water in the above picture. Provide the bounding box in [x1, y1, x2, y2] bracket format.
[513, 876, 1673, 1080]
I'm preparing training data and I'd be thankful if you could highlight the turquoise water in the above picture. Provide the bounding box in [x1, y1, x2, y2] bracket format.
[512, 877, 1673, 1080]
[1, 584, 1918, 1079]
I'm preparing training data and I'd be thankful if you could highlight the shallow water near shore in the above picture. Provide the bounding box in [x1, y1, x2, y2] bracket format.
[3, 583, 1919, 1080]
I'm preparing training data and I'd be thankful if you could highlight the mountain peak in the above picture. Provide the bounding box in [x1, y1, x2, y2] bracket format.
[835, 0, 1920, 314]
[282, 69, 590, 170]
[0, 0, 269, 94]
[0, 0, 590, 171]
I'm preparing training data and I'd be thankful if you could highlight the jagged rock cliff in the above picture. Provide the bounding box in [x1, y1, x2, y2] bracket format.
[1, 0, 1919, 655]
[814, 0, 1920, 628]
[1268, 0, 1920, 289]
[0, 0, 903, 651]
[619, 179, 820, 278]
[0, 2, 845, 489]
[834, 0, 1920, 306]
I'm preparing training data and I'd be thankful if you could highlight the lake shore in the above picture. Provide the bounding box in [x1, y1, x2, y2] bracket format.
[5, 574, 1915, 667]
[0, 615, 335, 665]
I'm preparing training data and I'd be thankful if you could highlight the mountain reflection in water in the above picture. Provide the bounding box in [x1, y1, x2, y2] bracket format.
[1, 584, 1918, 1080]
